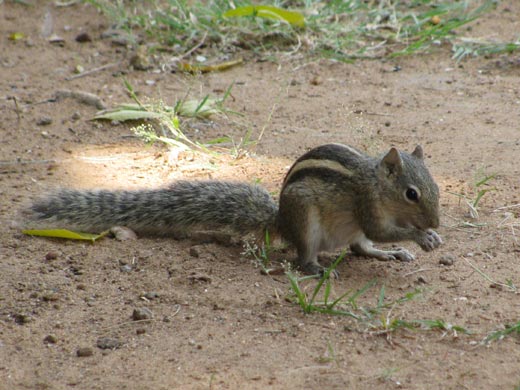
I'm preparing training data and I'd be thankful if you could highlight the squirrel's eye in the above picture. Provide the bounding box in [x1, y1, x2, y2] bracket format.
[405, 188, 419, 202]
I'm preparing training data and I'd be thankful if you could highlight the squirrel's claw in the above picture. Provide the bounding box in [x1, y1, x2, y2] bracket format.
[417, 229, 442, 251]
[374, 248, 415, 262]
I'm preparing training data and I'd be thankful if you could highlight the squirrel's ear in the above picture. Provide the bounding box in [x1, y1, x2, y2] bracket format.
[411, 145, 424, 160]
[380, 147, 403, 176]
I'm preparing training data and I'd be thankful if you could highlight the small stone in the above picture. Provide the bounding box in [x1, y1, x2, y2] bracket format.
[132, 307, 153, 321]
[70, 266, 84, 275]
[42, 292, 59, 302]
[416, 276, 428, 284]
[75, 32, 92, 43]
[97, 337, 122, 350]
[189, 246, 200, 258]
[76, 283, 86, 290]
[37, 117, 52, 126]
[439, 254, 455, 266]
[48, 34, 65, 45]
[136, 328, 146, 335]
[44, 334, 58, 344]
[45, 252, 58, 261]
[120, 264, 132, 273]
[110, 226, 137, 241]
[143, 292, 159, 300]
[130, 46, 152, 70]
[14, 313, 31, 325]
[71, 111, 81, 120]
[74, 64, 84, 74]
[187, 273, 212, 283]
[77, 347, 94, 357]
[310, 75, 322, 86]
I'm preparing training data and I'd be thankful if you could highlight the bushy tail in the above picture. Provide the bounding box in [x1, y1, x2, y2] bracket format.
[26, 181, 279, 236]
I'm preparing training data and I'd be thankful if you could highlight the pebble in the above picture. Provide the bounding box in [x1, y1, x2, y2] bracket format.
[416, 276, 428, 284]
[97, 337, 122, 350]
[45, 252, 58, 261]
[14, 314, 32, 324]
[120, 264, 132, 273]
[136, 328, 146, 335]
[310, 75, 322, 85]
[42, 291, 59, 302]
[71, 111, 81, 120]
[75, 32, 92, 43]
[37, 117, 52, 126]
[439, 254, 455, 266]
[110, 226, 137, 241]
[77, 347, 94, 357]
[143, 292, 159, 300]
[132, 307, 153, 321]
[130, 51, 152, 70]
[187, 273, 212, 283]
[189, 246, 200, 258]
[44, 334, 58, 344]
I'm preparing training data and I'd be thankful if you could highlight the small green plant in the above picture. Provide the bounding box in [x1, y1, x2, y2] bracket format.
[286, 253, 425, 322]
[376, 366, 399, 384]
[315, 340, 338, 365]
[462, 256, 517, 292]
[413, 319, 470, 334]
[286, 252, 363, 317]
[484, 321, 520, 344]
[287, 255, 471, 337]
[242, 229, 286, 274]
[453, 38, 520, 62]
[94, 80, 237, 151]
[448, 171, 496, 220]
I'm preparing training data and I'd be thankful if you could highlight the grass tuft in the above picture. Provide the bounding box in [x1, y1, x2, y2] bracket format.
[94, 80, 237, 152]
[85, 0, 516, 62]
[484, 321, 520, 344]
[286, 252, 469, 336]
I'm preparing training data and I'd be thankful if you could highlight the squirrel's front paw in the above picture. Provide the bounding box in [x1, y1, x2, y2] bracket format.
[376, 249, 415, 262]
[416, 229, 442, 251]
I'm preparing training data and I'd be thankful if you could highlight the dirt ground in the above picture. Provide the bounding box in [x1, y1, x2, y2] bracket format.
[1, 1, 520, 389]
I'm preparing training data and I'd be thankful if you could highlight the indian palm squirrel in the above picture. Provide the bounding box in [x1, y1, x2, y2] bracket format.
[26, 143, 442, 274]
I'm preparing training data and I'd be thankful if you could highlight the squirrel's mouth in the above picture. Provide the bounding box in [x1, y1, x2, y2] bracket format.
[410, 222, 429, 231]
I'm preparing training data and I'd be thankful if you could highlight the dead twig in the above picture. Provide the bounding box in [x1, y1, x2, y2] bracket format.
[55, 89, 106, 109]
[65, 62, 119, 81]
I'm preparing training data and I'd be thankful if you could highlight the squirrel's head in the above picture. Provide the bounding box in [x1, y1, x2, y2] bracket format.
[377, 145, 440, 230]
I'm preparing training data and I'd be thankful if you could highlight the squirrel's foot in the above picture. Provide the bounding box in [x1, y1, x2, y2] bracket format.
[416, 229, 442, 251]
[351, 240, 415, 262]
[299, 262, 339, 279]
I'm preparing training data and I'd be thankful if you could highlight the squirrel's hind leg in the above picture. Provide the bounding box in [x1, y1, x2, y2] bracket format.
[293, 208, 336, 276]
[350, 236, 415, 262]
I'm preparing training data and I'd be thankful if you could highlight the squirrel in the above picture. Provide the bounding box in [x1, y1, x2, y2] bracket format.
[26, 143, 442, 275]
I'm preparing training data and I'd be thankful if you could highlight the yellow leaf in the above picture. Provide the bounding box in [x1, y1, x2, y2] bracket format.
[178, 58, 244, 74]
[23, 229, 109, 242]
[9, 32, 25, 41]
[223, 6, 305, 27]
